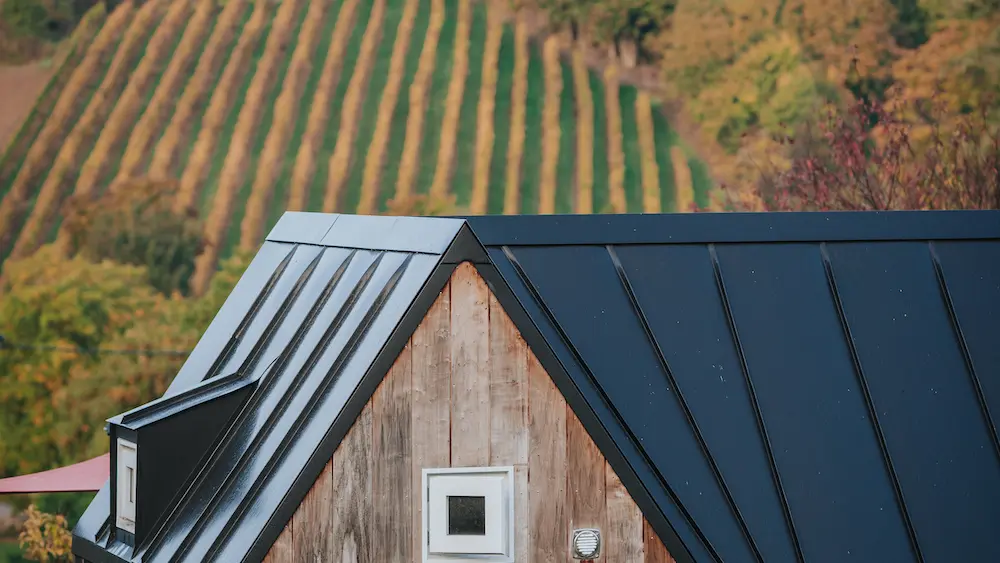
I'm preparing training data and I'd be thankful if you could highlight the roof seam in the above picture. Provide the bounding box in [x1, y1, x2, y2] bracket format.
[928, 242, 1000, 467]
[819, 242, 925, 563]
[499, 244, 719, 563]
[708, 243, 806, 563]
[606, 245, 765, 563]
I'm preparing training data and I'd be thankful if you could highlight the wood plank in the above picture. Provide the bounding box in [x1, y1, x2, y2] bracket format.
[411, 284, 453, 558]
[528, 351, 567, 562]
[262, 516, 293, 563]
[450, 262, 491, 466]
[330, 404, 373, 563]
[372, 344, 413, 561]
[291, 462, 333, 561]
[514, 464, 530, 561]
[489, 292, 528, 466]
[605, 462, 644, 563]
[644, 517, 676, 563]
[566, 407, 606, 531]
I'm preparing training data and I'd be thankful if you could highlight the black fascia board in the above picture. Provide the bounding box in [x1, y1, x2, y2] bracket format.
[460, 210, 1000, 247]
[110, 371, 255, 430]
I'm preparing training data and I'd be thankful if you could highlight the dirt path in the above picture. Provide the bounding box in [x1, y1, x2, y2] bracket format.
[0, 63, 52, 151]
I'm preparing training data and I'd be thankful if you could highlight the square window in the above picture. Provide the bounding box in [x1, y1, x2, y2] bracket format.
[447, 496, 486, 535]
[422, 467, 514, 563]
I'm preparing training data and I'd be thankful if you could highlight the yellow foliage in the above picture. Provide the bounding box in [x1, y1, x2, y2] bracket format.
[287, 0, 363, 210]
[175, 0, 269, 213]
[603, 64, 627, 214]
[241, 0, 334, 247]
[539, 35, 562, 215]
[322, 0, 389, 212]
[470, 5, 505, 215]
[428, 0, 472, 200]
[148, 0, 248, 181]
[73, 0, 194, 201]
[572, 46, 594, 214]
[392, 0, 446, 203]
[192, 0, 306, 295]
[11, 0, 167, 261]
[117, 0, 216, 181]
[635, 91, 661, 212]
[503, 16, 529, 215]
[18, 505, 72, 562]
[890, 18, 999, 119]
[0, 2, 135, 261]
[357, 0, 422, 215]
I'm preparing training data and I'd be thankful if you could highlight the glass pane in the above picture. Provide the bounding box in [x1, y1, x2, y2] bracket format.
[447, 495, 486, 535]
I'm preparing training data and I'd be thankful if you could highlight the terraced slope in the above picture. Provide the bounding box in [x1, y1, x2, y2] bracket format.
[0, 0, 713, 293]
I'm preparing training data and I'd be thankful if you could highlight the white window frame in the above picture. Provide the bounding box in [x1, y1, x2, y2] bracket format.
[422, 466, 515, 563]
[115, 438, 138, 534]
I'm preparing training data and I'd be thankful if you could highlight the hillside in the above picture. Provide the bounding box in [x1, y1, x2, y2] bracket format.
[0, 0, 712, 293]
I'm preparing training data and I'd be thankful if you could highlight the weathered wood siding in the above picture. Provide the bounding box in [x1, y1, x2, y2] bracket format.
[263, 262, 674, 562]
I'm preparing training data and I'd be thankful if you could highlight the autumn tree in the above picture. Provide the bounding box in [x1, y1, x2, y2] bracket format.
[0, 246, 160, 476]
[61, 177, 204, 297]
[710, 92, 999, 211]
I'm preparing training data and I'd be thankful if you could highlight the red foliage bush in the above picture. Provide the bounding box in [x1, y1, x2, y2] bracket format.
[708, 91, 1000, 212]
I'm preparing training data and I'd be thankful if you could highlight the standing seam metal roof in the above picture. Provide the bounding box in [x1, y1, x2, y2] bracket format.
[73, 210, 1000, 563]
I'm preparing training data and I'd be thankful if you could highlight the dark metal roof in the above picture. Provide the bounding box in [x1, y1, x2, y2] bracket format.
[74, 210, 1000, 563]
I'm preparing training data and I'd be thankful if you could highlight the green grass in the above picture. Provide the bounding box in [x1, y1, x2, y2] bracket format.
[590, 71, 610, 213]
[266, 0, 347, 227]
[0, 0, 724, 274]
[450, 0, 487, 208]
[307, 0, 377, 212]
[413, 0, 458, 197]
[221, 0, 313, 259]
[486, 24, 514, 215]
[619, 86, 643, 213]
[0, 540, 25, 563]
[651, 105, 678, 212]
[197, 5, 277, 218]
[99, 4, 196, 195]
[554, 60, 575, 214]
[341, 0, 411, 213]
[0, 9, 128, 265]
[519, 41, 544, 215]
[377, 0, 433, 213]
[176, 3, 254, 177]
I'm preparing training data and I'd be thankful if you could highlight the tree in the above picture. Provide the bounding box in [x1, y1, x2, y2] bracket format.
[61, 177, 205, 297]
[0, 246, 161, 476]
[709, 91, 1000, 211]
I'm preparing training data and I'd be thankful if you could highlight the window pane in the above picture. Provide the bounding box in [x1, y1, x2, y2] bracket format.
[447, 495, 486, 535]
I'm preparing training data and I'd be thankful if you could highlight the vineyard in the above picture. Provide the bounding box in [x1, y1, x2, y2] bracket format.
[0, 0, 712, 294]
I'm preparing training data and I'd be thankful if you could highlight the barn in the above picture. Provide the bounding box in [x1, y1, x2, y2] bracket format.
[72, 210, 1000, 563]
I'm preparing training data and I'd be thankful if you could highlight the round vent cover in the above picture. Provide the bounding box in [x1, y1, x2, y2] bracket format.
[572, 528, 601, 559]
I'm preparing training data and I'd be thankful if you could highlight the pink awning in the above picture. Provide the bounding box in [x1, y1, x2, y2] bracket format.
[0, 454, 108, 494]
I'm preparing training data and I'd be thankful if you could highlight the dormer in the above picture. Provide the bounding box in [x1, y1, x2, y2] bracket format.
[104, 371, 257, 549]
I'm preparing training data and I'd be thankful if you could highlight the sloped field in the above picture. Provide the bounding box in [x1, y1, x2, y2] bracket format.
[0, 0, 712, 292]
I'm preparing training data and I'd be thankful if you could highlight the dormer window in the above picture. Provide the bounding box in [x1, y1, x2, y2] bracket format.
[116, 438, 138, 534]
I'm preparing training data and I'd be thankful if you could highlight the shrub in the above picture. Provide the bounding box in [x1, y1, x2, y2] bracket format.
[0, 0, 73, 41]
[17, 505, 70, 563]
[61, 177, 205, 296]
[709, 90, 1000, 211]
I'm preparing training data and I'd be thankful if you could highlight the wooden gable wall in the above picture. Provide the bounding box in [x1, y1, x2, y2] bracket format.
[263, 262, 675, 562]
